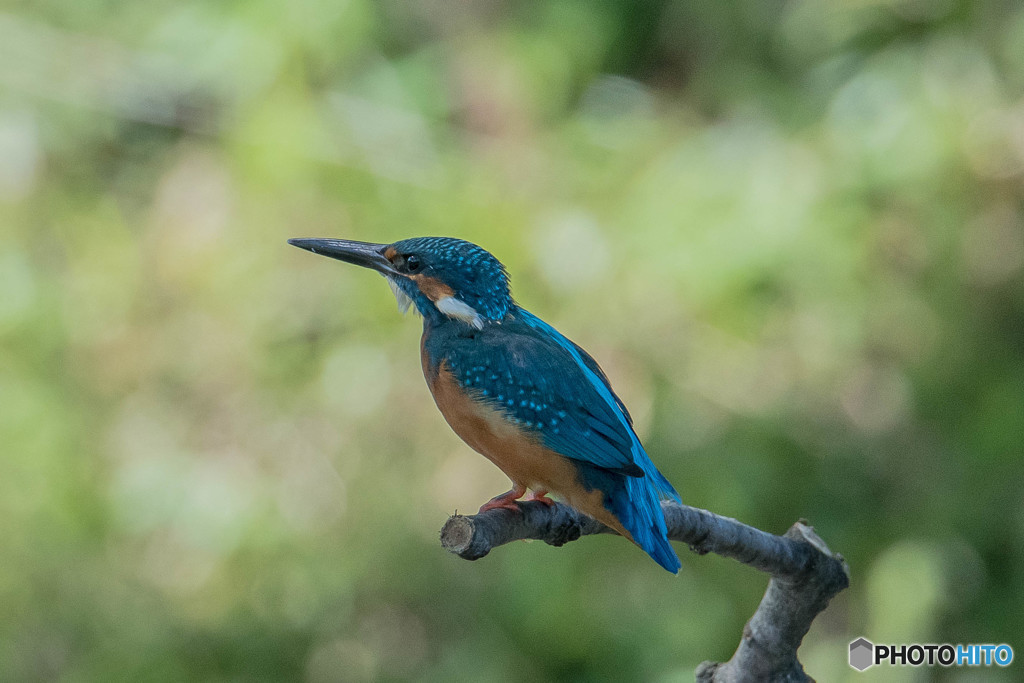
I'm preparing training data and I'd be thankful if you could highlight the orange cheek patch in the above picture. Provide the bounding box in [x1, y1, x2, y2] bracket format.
[384, 246, 398, 260]
[411, 274, 455, 302]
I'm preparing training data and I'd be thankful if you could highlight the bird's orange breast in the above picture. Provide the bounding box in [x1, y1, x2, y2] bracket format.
[422, 347, 630, 539]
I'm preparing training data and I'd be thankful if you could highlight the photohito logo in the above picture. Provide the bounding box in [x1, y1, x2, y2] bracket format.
[849, 638, 1014, 671]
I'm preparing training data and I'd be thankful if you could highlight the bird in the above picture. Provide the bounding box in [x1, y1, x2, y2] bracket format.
[289, 236, 682, 572]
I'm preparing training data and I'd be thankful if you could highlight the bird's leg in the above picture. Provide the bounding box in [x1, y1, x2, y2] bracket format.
[526, 489, 556, 507]
[478, 483, 527, 513]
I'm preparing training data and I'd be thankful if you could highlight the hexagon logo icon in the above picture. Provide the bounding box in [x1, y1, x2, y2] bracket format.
[849, 637, 874, 671]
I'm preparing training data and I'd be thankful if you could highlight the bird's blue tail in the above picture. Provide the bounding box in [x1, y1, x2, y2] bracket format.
[582, 464, 681, 573]
[618, 473, 681, 573]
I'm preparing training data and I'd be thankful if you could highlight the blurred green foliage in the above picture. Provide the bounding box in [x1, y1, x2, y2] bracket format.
[1, 0, 1022, 680]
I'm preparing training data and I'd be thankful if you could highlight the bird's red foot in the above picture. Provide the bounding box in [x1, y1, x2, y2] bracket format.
[478, 485, 527, 513]
[526, 489, 556, 507]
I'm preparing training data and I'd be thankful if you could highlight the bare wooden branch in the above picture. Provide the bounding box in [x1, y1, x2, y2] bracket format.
[440, 501, 849, 682]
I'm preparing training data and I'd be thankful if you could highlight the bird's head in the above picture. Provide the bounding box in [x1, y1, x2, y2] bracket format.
[288, 236, 513, 329]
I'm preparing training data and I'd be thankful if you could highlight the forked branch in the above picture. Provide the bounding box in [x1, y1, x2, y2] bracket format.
[440, 501, 849, 682]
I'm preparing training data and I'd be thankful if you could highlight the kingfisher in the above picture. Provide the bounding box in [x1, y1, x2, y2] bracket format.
[289, 236, 682, 572]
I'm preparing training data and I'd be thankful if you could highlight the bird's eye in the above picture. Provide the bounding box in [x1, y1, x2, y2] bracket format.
[405, 254, 421, 272]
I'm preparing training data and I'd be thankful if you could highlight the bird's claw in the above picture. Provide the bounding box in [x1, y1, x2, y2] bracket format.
[478, 499, 522, 513]
[526, 490, 556, 507]
[478, 485, 528, 514]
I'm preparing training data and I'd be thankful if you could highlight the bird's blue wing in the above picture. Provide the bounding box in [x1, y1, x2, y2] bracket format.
[439, 322, 642, 476]
[516, 310, 680, 503]
[563, 337, 634, 426]
[433, 310, 680, 502]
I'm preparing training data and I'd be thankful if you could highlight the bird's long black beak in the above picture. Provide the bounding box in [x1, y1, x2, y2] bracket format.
[288, 238, 398, 275]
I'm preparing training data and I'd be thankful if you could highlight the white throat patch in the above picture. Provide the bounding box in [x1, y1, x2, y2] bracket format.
[436, 295, 485, 330]
[386, 276, 415, 315]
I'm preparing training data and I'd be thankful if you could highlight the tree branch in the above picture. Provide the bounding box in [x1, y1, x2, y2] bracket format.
[440, 501, 849, 682]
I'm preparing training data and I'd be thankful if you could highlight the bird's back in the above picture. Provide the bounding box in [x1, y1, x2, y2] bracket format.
[421, 308, 682, 572]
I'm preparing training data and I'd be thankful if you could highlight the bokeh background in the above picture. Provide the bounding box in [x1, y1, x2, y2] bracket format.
[1, 0, 1022, 680]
